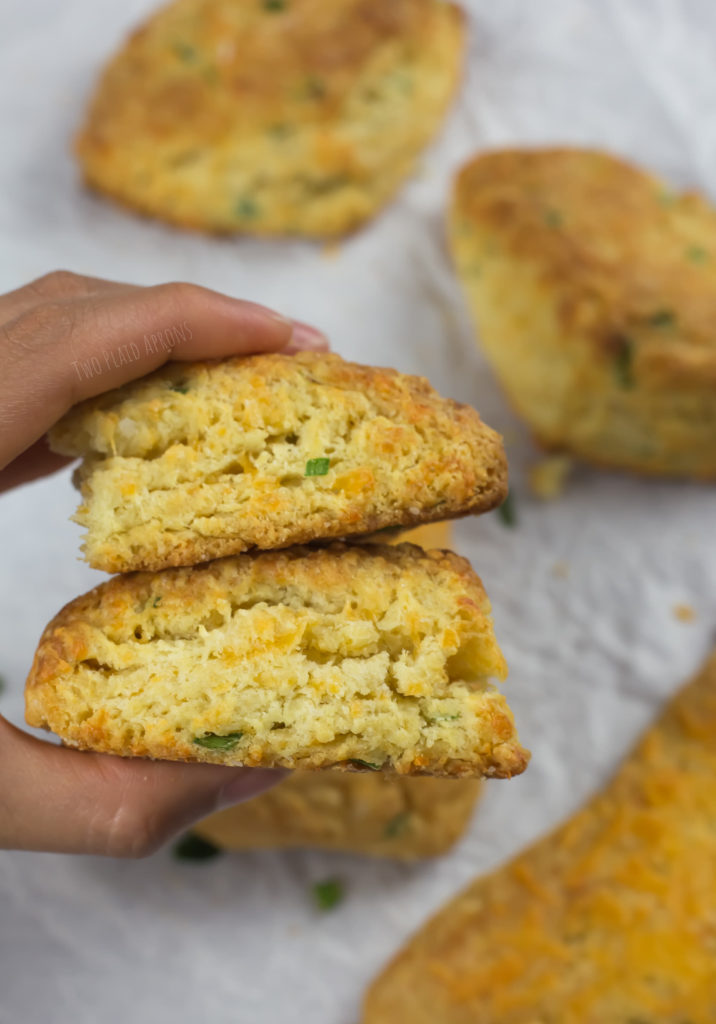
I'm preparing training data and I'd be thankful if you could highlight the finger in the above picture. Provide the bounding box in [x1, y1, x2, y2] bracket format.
[0, 316, 330, 492]
[0, 269, 130, 324]
[0, 281, 295, 467]
[0, 717, 285, 856]
[0, 437, 73, 494]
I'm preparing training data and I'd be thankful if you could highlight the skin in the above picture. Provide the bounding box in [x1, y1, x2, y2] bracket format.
[0, 270, 329, 856]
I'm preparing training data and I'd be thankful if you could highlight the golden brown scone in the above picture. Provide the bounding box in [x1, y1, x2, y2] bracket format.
[76, 0, 464, 237]
[196, 773, 480, 859]
[450, 147, 716, 478]
[364, 650, 716, 1022]
[25, 542, 528, 778]
[49, 352, 507, 573]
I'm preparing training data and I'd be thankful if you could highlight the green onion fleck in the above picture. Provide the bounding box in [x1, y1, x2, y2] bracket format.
[648, 309, 675, 327]
[348, 758, 382, 771]
[263, 0, 286, 9]
[544, 208, 563, 228]
[312, 879, 344, 911]
[497, 490, 517, 528]
[305, 457, 330, 477]
[173, 832, 223, 861]
[170, 382, 189, 394]
[236, 197, 260, 219]
[172, 42, 197, 63]
[384, 811, 411, 839]
[657, 190, 676, 207]
[687, 245, 708, 263]
[304, 76, 326, 100]
[614, 338, 635, 389]
[431, 712, 461, 722]
[193, 731, 243, 750]
[152, 596, 162, 607]
[0, 673, 6, 696]
[268, 122, 292, 139]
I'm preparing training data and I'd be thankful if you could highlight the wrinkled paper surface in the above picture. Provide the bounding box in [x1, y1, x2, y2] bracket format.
[2, 2, 716, 1021]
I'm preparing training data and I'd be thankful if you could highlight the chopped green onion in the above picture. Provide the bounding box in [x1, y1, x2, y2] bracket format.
[305, 457, 330, 477]
[263, 0, 286, 9]
[431, 712, 461, 722]
[687, 245, 708, 263]
[647, 309, 675, 327]
[384, 811, 411, 839]
[614, 338, 635, 389]
[170, 382, 189, 394]
[152, 596, 162, 607]
[544, 208, 563, 228]
[268, 122, 292, 139]
[304, 76, 326, 100]
[0, 673, 5, 696]
[312, 879, 344, 911]
[235, 197, 259, 219]
[348, 758, 382, 771]
[193, 731, 243, 750]
[172, 42, 197, 63]
[497, 491, 517, 528]
[173, 833, 223, 861]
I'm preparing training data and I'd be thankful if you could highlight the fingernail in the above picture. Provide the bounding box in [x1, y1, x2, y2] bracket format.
[286, 320, 330, 352]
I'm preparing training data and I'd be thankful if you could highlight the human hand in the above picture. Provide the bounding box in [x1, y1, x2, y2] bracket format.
[0, 270, 327, 854]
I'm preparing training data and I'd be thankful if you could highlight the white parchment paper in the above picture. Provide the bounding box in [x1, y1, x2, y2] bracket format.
[1, 2, 716, 1021]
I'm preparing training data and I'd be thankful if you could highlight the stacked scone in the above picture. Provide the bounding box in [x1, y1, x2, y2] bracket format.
[26, 353, 528, 791]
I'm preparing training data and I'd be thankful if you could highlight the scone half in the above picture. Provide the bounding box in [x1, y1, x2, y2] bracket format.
[25, 543, 528, 778]
[49, 352, 508, 573]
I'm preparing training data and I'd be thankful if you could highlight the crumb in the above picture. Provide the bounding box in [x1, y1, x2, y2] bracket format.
[321, 241, 342, 260]
[528, 456, 573, 500]
[673, 603, 696, 623]
[552, 561, 570, 579]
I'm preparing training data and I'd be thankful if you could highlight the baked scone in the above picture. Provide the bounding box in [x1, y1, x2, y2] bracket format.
[76, 0, 464, 237]
[450, 147, 716, 478]
[196, 773, 480, 859]
[364, 650, 716, 1022]
[49, 352, 507, 573]
[25, 542, 528, 778]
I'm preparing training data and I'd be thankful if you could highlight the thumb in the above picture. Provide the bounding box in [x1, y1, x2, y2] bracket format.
[0, 716, 284, 856]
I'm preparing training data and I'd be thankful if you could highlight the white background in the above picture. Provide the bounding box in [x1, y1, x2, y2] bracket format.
[1, 2, 716, 1021]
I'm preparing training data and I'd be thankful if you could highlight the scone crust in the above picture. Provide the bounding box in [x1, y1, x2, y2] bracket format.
[76, 0, 464, 237]
[450, 147, 716, 477]
[195, 773, 481, 860]
[364, 650, 716, 1022]
[25, 542, 527, 779]
[50, 352, 508, 573]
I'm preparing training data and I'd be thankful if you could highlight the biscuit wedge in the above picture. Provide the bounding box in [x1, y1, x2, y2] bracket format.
[195, 773, 481, 860]
[49, 352, 508, 573]
[364, 650, 716, 1022]
[450, 147, 716, 478]
[25, 543, 527, 778]
[76, 0, 464, 237]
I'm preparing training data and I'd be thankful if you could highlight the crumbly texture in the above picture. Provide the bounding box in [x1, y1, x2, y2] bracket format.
[364, 650, 716, 1022]
[75, 0, 464, 237]
[49, 352, 507, 573]
[450, 147, 716, 478]
[196, 773, 480, 859]
[25, 542, 527, 778]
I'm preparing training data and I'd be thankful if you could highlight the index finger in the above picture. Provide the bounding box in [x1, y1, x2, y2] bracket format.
[0, 280, 297, 467]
